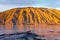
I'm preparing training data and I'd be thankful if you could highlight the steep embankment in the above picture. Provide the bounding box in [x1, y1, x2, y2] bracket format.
[0, 7, 60, 35]
[0, 7, 60, 25]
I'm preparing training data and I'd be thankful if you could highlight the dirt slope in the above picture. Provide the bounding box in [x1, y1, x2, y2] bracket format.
[0, 7, 60, 25]
[0, 7, 60, 35]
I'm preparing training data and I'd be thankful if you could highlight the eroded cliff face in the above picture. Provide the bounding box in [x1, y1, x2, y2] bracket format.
[0, 7, 60, 25]
[0, 7, 60, 35]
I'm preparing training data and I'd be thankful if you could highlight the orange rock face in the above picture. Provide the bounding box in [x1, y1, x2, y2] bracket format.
[0, 7, 60, 36]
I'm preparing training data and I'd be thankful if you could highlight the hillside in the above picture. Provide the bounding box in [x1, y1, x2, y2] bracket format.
[0, 7, 60, 35]
[0, 7, 60, 25]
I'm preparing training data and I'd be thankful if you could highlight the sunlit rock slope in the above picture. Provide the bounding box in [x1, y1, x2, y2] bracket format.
[0, 7, 60, 35]
[0, 7, 60, 25]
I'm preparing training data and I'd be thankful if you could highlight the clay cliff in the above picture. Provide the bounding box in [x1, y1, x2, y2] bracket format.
[0, 7, 60, 34]
[0, 7, 60, 25]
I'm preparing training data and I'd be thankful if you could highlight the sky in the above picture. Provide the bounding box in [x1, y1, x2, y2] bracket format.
[0, 0, 60, 11]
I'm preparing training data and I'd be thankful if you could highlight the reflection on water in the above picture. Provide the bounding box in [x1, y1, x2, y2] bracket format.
[0, 25, 60, 40]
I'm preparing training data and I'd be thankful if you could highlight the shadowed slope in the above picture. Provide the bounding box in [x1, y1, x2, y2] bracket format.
[0, 31, 46, 40]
